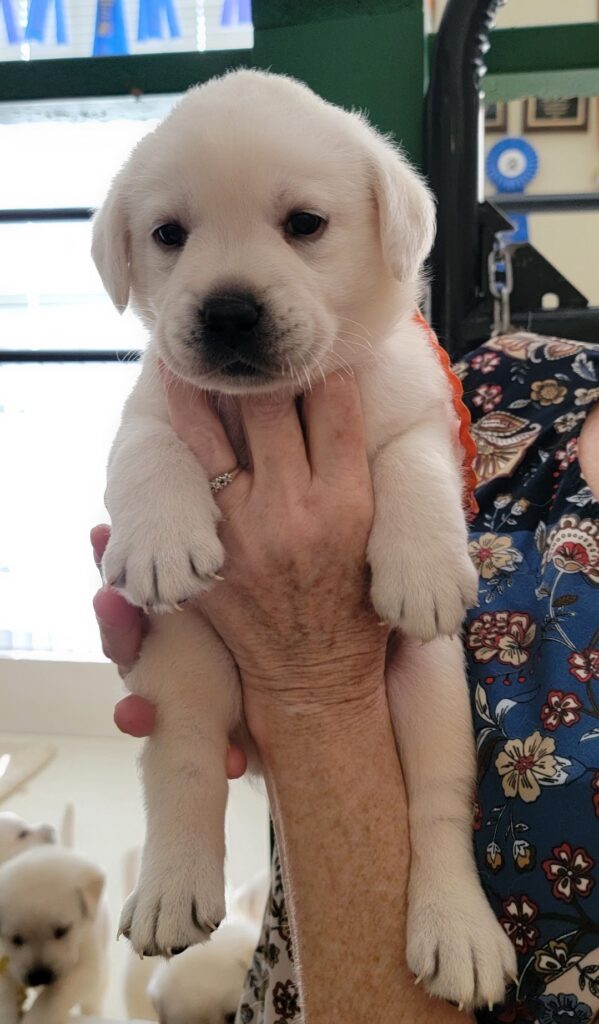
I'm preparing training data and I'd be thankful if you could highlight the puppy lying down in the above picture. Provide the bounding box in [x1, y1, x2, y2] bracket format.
[93, 69, 517, 1010]
[0, 847, 109, 1024]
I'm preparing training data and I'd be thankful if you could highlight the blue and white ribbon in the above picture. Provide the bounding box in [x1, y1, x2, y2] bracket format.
[1, 0, 20, 42]
[25, 0, 67, 43]
[220, 0, 251, 27]
[93, 0, 128, 55]
[137, 0, 180, 41]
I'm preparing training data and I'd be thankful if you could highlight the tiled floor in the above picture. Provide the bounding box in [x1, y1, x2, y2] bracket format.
[0, 732, 270, 1020]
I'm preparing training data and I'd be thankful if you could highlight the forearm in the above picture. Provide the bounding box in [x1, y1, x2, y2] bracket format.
[249, 682, 473, 1024]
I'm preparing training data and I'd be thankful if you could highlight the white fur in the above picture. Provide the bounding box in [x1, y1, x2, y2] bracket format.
[93, 69, 516, 1009]
[124, 857, 267, 1022]
[0, 813, 56, 868]
[0, 847, 109, 1023]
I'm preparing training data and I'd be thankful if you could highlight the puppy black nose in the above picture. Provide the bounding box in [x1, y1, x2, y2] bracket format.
[26, 966, 56, 987]
[202, 294, 261, 336]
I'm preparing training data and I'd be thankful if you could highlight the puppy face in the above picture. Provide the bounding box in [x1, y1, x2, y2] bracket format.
[0, 812, 56, 866]
[93, 70, 435, 395]
[0, 847, 104, 989]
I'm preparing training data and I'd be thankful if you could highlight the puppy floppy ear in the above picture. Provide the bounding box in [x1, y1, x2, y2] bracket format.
[368, 135, 436, 283]
[92, 175, 131, 312]
[77, 864, 105, 920]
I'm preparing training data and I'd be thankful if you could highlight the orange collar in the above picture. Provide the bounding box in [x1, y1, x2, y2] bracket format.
[414, 312, 479, 519]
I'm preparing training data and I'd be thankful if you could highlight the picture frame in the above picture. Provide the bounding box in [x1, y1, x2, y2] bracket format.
[485, 101, 508, 133]
[523, 97, 589, 133]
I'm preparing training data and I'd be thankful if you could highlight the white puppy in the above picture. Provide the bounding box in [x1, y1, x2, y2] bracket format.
[92, 69, 517, 1009]
[0, 846, 109, 1023]
[0, 812, 56, 869]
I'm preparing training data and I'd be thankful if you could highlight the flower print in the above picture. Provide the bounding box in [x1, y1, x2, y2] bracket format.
[511, 498, 530, 515]
[568, 648, 599, 684]
[499, 894, 539, 953]
[531, 379, 568, 406]
[486, 842, 503, 872]
[452, 359, 469, 380]
[495, 732, 557, 803]
[473, 800, 482, 831]
[272, 979, 300, 1019]
[536, 993, 592, 1024]
[487, 332, 583, 361]
[540, 690, 583, 730]
[513, 839, 535, 871]
[466, 611, 536, 666]
[471, 351, 501, 374]
[592, 773, 599, 819]
[542, 842, 595, 902]
[555, 410, 586, 434]
[555, 437, 578, 472]
[468, 533, 523, 579]
[543, 515, 599, 584]
[494, 493, 513, 509]
[471, 411, 541, 485]
[473, 383, 503, 413]
[575, 386, 599, 407]
[534, 940, 583, 982]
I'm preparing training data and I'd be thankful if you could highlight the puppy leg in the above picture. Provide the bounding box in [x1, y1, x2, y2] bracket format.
[120, 606, 242, 957]
[387, 636, 517, 1010]
[368, 421, 478, 642]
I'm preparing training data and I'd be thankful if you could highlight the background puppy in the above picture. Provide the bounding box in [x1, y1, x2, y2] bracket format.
[0, 812, 56, 867]
[93, 69, 517, 1009]
[0, 846, 109, 1024]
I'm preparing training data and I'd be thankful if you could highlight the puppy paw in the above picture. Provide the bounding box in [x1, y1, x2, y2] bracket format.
[369, 538, 479, 642]
[120, 865, 225, 957]
[103, 516, 224, 612]
[407, 886, 517, 1010]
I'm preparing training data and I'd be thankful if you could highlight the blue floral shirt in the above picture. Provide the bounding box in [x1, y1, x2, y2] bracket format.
[455, 333, 599, 1024]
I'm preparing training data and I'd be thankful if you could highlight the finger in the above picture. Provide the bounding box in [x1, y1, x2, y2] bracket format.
[303, 372, 369, 483]
[114, 695, 156, 738]
[90, 524, 110, 572]
[162, 366, 237, 480]
[226, 744, 248, 780]
[93, 587, 145, 671]
[239, 393, 308, 485]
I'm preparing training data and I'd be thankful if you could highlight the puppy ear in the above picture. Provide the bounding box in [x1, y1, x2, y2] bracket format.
[77, 865, 105, 920]
[92, 175, 131, 312]
[368, 135, 436, 282]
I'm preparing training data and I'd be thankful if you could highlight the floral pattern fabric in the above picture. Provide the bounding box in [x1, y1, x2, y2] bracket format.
[237, 332, 599, 1024]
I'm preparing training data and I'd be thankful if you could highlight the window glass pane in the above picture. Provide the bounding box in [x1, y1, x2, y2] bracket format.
[0, 1, 252, 62]
[0, 361, 140, 658]
[0, 220, 146, 352]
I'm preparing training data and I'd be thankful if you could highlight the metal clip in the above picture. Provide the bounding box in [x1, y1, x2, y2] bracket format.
[488, 236, 513, 336]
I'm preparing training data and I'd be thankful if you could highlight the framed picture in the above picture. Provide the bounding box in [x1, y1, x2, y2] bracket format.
[485, 101, 508, 133]
[523, 97, 589, 132]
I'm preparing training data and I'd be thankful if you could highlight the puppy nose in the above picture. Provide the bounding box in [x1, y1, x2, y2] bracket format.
[26, 966, 56, 987]
[202, 294, 261, 335]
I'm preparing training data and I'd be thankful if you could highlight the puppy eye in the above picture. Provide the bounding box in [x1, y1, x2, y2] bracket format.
[285, 211, 326, 238]
[12, 935, 25, 947]
[17, 829, 29, 839]
[54, 925, 71, 940]
[153, 223, 187, 249]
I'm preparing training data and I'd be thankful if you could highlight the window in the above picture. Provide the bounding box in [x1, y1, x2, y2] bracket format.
[0, 96, 178, 658]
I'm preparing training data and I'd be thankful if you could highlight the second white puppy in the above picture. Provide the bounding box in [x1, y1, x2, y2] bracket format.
[0, 846, 109, 1024]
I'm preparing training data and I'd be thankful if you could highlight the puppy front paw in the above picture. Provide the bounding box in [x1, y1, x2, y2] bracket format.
[407, 883, 517, 1011]
[369, 535, 479, 641]
[103, 515, 224, 612]
[120, 858, 225, 957]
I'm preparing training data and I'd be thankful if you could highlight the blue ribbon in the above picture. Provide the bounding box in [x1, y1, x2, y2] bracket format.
[137, 0, 180, 41]
[220, 0, 252, 27]
[1, 0, 20, 42]
[93, 0, 128, 55]
[25, 0, 67, 43]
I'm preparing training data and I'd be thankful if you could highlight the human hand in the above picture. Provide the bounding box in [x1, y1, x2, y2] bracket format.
[162, 369, 388, 728]
[91, 524, 248, 779]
